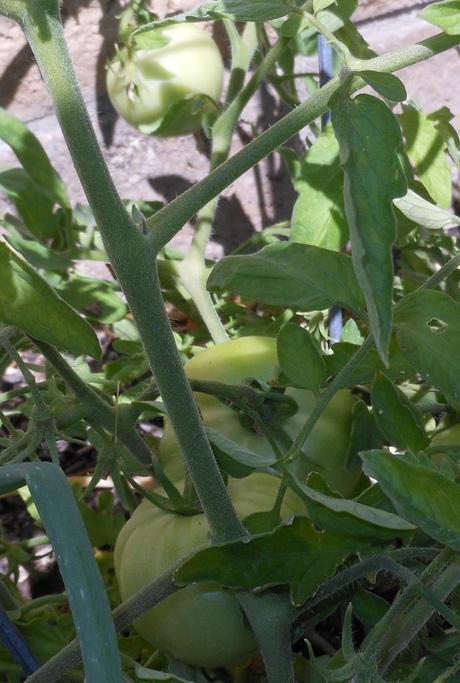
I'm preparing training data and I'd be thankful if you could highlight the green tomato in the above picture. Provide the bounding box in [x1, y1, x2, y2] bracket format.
[160, 336, 361, 496]
[114, 472, 305, 668]
[106, 24, 224, 136]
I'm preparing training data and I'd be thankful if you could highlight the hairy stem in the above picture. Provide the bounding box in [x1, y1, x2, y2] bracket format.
[19, 3, 244, 542]
[378, 552, 460, 673]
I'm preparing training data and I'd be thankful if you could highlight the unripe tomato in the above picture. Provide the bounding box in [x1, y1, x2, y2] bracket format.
[106, 24, 224, 136]
[159, 337, 360, 496]
[114, 473, 305, 668]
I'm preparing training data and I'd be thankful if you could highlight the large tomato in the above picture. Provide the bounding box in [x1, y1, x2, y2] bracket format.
[114, 472, 305, 668]
[106, 23, 224, 137]
[159, 336, 361, 496]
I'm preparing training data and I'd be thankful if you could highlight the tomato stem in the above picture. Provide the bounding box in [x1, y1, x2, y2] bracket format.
[17, 2, 246, 543]
[177, 29, 287, 344]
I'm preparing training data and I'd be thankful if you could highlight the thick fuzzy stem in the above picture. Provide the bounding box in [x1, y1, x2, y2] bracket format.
[18, 3, 245, 543]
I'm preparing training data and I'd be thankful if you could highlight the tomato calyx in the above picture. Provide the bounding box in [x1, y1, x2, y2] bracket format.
[106, 23, 224, 137]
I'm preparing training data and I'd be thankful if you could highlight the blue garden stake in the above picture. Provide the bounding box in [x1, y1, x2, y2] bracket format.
[0, 603, 40, 675]
[318, 33, 343, 344]
[318, 34, 334, 123]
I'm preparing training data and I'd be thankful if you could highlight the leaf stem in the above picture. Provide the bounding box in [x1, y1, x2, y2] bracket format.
[419, 251, 460, 291]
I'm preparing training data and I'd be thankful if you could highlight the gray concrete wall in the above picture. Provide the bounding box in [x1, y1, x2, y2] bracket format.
[0, 1, 456, 253]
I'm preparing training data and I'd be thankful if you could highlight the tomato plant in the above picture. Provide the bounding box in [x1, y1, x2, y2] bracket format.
[2, 0, 460, 681]
[106, 23, 224, 136]
[160, 336, 361, 496]
[114, 472, 305, 668]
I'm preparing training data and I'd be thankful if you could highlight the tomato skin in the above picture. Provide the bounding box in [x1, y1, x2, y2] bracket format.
[114, 473, 305, 668]
[159, 337, 360, 496]
[106, 24, 224, 137]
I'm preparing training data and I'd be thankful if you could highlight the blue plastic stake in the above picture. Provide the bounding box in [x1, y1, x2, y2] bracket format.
[0, 603, 40, 675]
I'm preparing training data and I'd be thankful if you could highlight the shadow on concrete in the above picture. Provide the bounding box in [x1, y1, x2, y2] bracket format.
[148, 173, 256, 254]
[0, 0, 97, 110]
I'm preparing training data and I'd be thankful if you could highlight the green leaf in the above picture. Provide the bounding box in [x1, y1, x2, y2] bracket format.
[77, 489, 125, 548]
[0, 168, 60, 240]
[400, 105, 452, 208]
[394, 290, 460, 404]
[217, 0, 292, 19]
[286, 469, 415, 540]
[429, 106, 460, 168]
[331, 93, 407, 363]
[352, 589, 390, 628]
[205, 426, 276, 475]
[371, 373, 429, 453]
[325, 338, 411, 387]
[0, 239, 101, 358]
[176, 516, 355, 606]
[4, 221, 72, 271]
[0, 107, 69, 207]
[207, 242, 365, 315]
[335, 20, 376, 60]
[345, 399, 384, 469]
[289, 126, 349, 251]
[419, 1, 460, 35]
[140, 0, 292, 26]
[341, 319, 364, 344]
[0, 463, 123, 683]
[316, 0, 357, 32]
[394, 190, 460, 230]
[359, 71, 407, 102]
[313, 0, 335, 10]
[57, 275, 128, 323]
[277, 323, 326, 392]
[6, 613, 75, 667]
[361, 450, 460, 551]
[133, 30, 171, 50]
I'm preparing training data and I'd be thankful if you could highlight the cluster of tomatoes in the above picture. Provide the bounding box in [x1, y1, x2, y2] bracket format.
[115, 336, 361, 668]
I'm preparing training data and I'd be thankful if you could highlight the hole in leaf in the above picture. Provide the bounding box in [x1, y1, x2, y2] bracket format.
[427, 318, 448, 334]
